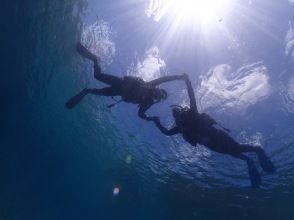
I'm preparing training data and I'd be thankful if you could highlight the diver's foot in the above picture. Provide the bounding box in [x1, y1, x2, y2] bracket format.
[247, 159, 261, 188]
[257, 149, 276, 173]
[76, 42, 97, 61]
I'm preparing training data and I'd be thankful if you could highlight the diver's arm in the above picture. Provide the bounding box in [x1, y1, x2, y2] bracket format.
[138, 104, 152, 120]
[184, 74, 199, 114]
[147, 74, 185, 86]
[151, 117, 180, 136]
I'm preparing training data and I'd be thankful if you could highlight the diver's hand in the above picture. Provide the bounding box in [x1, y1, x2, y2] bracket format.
[174, 73, 188, 80]
[181, 73, 189, 80]
[145, 116, 155, 121]
[147, 116, 160, 122]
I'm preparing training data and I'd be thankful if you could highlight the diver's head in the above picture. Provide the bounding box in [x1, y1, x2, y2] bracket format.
[153, 88, 167, 102]
[171, 105, 189, 125]
[171, 105, 183, 119]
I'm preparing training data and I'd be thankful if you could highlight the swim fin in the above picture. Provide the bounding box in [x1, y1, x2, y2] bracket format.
[257, 149, 276, 173]
[247, 159, 261, 188]
[76, 42, 96, 61]
[66, 89, 88, 109]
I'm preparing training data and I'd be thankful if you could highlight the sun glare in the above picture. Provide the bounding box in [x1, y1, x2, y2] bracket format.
[168, 0, 231, 24]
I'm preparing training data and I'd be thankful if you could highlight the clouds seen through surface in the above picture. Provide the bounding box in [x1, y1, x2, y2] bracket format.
[127, 47, 166, 81]
[81, 20, 116, 67]
[197, 62, 271, 114]
[80, 20, 273, 115]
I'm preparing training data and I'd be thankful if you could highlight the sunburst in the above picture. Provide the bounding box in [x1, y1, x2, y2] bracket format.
[166, 0, 231, 25]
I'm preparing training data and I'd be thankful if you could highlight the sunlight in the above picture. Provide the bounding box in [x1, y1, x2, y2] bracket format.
[168, 0, 231, 24]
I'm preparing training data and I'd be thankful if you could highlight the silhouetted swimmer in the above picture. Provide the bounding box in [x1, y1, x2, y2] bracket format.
[66, 42, 186, 120]
[150, 74, 276, 188]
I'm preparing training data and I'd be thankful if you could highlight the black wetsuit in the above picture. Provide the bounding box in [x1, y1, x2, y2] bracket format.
[152, 76, 259, 158]
[176, 110, 241, 156]
[67, 43, 185, 119]
[88, 58, 184, 119]
[153, 108, 242, 156]
[151, 75, 276, 187]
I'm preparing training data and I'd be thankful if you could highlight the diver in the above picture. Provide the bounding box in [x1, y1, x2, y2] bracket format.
[66, 43, 186, 120]
[150, 74, 276, 188]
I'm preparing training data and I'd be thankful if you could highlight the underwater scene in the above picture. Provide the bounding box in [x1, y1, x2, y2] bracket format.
[2, 0, 294, 219]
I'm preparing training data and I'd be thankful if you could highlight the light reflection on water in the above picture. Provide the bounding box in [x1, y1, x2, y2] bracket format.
[79, 0, 294, 192]
[6, 0, 294, 219]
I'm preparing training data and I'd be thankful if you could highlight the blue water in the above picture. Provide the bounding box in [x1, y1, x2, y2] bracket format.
[2, 0, 294, 219]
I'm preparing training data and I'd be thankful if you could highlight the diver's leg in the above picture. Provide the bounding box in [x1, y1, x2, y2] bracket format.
[66, 89, 89, 109]
[87, 87, 120, 96]
[239, 144, 276, 173]
[257, 150, 276, 173]
[239, 144, 260, 153]
[66, 87, 120, 109]
[76, 42, 96, 61]
[232, 153, 261, 188]
[76, 43, 123, 87]
[93, 59, 123, 87]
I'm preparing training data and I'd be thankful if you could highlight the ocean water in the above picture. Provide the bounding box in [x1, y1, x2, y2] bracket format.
[2, 0, 294, 219]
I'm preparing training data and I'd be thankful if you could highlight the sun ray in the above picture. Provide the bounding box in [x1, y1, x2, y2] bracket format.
[153, 0, 232, 26]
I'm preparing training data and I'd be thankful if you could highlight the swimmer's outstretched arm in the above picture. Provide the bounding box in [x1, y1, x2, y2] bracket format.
[147, 74, 186, 86]
[151, 117, 180, 136]
[183, 74, 199, 114]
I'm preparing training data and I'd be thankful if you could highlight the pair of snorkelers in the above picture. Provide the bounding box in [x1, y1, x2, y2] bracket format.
[67, 43, 276, 188]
